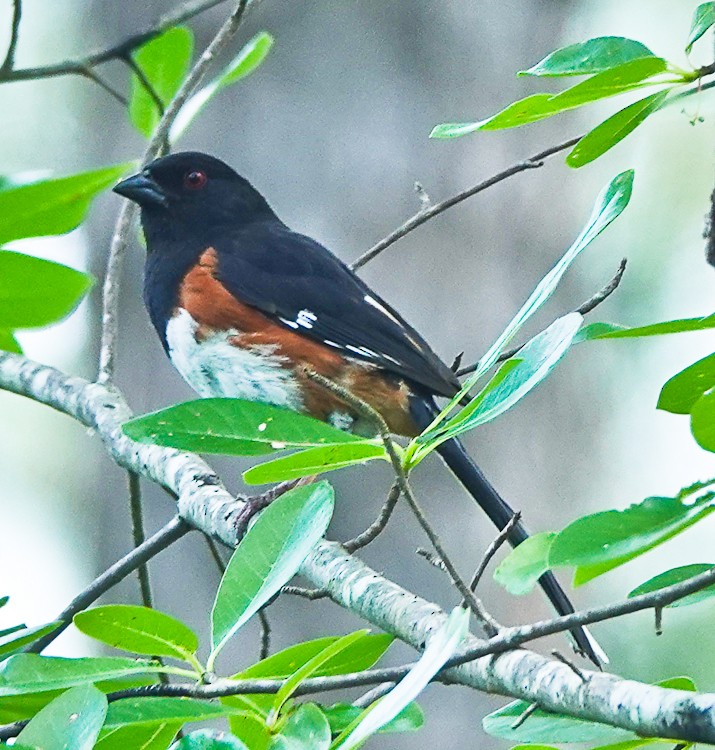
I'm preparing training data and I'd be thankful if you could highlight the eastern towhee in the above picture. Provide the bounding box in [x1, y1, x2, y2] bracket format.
[114, 152, 602, 666]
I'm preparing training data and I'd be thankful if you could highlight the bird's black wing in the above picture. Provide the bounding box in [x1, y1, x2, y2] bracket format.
[214, 219, 460, 398]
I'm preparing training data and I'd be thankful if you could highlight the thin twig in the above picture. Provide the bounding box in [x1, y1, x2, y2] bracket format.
[0, 0, 229, 82]
[127, 471, 153, 608]
[99, 0, 252, 383]
[343, 481, 401, 553]
[79, 67, 129, 106]
[511, 702, 539, 729]
[28, 517, 190, 653]
[350, 136, 582, 271]
[468, 511, 521, 593]
[456, 259, 628, 377]
[352, 682, 396, 708]
[120, 54, 170, 155]
[204, 534, 228, 574]
[258, 609, 271, 660]
[303, 369, 500, 635]
[576, 258, 628, 316]
[281, 585, 328, 600]
[551, 650, 586, 682]
[1, 0, 22, 72]
[448, 563, 715, 669]
[417, 547, 447, 571]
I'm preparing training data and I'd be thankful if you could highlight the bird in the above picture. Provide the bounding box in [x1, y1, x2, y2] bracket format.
[114, 151, 603, 666]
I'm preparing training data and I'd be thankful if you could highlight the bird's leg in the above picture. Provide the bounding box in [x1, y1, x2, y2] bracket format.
[235, 476, 317, 538]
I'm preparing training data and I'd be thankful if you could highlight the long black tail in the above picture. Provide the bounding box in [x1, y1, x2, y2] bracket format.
[410, 396, 604, 667]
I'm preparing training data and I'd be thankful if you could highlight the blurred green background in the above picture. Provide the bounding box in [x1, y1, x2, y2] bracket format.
[1, 1, 714, 746]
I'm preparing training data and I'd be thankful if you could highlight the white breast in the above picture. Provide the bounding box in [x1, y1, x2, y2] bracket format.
[165, 308, 304, 411]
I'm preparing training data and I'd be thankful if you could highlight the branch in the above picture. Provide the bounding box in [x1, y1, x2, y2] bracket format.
[127, 471, 153, 608]
[0, 0, 229, 83]
[29, 517, 189, 653]
[5, 351, 715, 742]
[350, 136, 581, 271]
[1, 0, 22, 73]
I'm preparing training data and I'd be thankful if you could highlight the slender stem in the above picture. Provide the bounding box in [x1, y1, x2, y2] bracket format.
[281, 585, 328, 600]
[343, 481, 401, 553]
[79, 67, 129, 106]
[204, 534, 228, 574]
[304, 370, 498, 634]
[1, 0, 22, 72]
[350, 136, 582, 271]
[258, 609, 271, 660]
[0, 0, 229, 82]
[98, 0, 252, 383]
[28, 517, 190, 653]
[128, 471, 153, 608]
[468, 511, 520, 593]
[456, 259, 628, 377]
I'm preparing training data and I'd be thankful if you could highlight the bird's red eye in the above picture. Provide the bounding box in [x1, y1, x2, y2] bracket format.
[183, 170, 208, 190]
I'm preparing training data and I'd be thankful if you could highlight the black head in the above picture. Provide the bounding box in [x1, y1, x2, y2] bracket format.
[113, 152, 275, 238]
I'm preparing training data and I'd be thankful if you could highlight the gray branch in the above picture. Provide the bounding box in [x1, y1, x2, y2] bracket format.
[2, 350, 715, 744]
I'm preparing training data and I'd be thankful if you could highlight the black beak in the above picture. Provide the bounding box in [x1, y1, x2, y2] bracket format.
[113, 171, 168, 208]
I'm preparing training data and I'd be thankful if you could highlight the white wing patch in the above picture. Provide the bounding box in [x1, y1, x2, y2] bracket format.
[296, 309, 317, 329]
[166, 309, 303, 410]
[364, 294, 402, 326]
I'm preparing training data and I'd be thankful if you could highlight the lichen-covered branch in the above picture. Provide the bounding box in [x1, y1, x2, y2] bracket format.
[2, 350, 715, 744]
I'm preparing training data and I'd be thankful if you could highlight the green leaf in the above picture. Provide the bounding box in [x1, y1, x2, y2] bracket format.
[0, 250, 93, 329]
[419, 313, 582, 453]
[16, 685, 107, 750]
[171, 32, 274, 142]
[105, 697, 232, 728]
[323, 702, 423, 735]
[430, 58, 667, 138]
[686, 3, 715, 52]
[237, 633, 393, 681]
[691, 390, 715, 452]
[483, 699, 635, 743]
[628, 564, 715, 607]
[0, 328, 21, 353]
[0, 163, 133, 244]
[209, 482, 334, 669]
[123, 398, 363, 457]
[430, 95, 556, 137]
[97, 722, 181, 750]
[657, 353, 715, 414]
[170, 730, 248, 749]
[73, 605, 198, 661]
[494, 532, 556, 595]
[566, 90, 669, 168]
[409, 169, 633, 462]
[547, 57, 667, 109]
[243, 442, 387, 484]
[0, 676, 157, 723]
[520, 37, 656, 76]
[228, 712, 272, 750]
[223, 633, 393, 723]
[270, 632, 369, 720]
[658, 675, 697, 691]
[0, 655, 159, 696]
[0, 622, 61, 660]
[333, 606, 469, 750]
[577, 315, 715, 341]
[551, 483, 715, 585]
[270, 703, 331, 750]
[130, 27, 194, 138]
